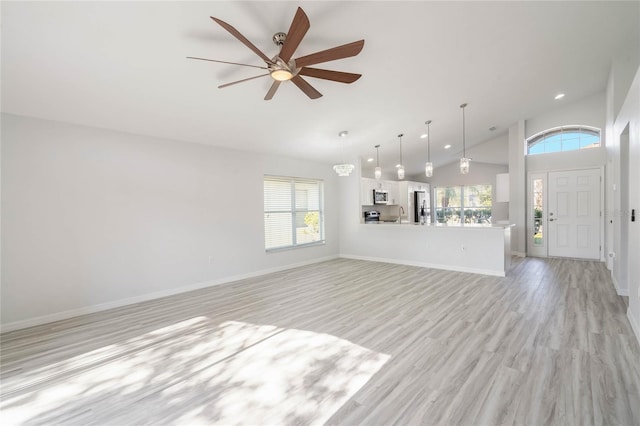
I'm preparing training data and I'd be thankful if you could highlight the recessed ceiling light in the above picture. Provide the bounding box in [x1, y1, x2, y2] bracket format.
[338, 130, 349, 137]
[444, 144, 452, 149]
[554, 93, 565, 100]
[395, 164, 401, 168]
[420, 133, 428, 139]
[367, 158, 374, 162]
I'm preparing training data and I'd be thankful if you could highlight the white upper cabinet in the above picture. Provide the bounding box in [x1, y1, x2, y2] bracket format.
[386, 181, 399, 205]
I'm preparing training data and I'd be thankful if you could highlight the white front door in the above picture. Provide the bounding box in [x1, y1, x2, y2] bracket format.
[548, 168, 601, 259]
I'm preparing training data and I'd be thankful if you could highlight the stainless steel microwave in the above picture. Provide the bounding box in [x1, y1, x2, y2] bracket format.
[373, 189, 389, 204]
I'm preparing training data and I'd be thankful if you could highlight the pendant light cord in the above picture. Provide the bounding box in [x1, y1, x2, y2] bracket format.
[426, 120, 431, 162]
[461, 103, 467, 158]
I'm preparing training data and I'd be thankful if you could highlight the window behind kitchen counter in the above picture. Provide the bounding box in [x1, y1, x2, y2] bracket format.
[264, 176, 325, 251]
[435, 184, 492, 224]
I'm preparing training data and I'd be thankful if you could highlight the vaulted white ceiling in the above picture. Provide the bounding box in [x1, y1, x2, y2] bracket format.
[2, 1, 638, 175]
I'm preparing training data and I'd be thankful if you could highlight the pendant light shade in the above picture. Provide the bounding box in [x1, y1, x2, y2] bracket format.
[333, 131, 355, 177]
[424, 120, 433, 178]
[397, 166, 405, 180]
[374, 144, 382, 180]
[397, 133, 405, 180]
[460, 157, 470, 174]
[460, 103, 470, 175]
[425, 162, 433, 177]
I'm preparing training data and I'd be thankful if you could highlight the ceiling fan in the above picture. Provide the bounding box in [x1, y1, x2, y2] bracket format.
[187, 7, 364, 100]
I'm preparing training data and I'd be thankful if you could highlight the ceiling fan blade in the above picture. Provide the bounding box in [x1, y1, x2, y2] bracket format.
[278, 7, 310, 63]
[291, 75, 322, 99]
[210, 16, 273, 64]
[218, 74, 270, 89]
[293, 40, 364, 68]
[186, 57, 268, 70]
[264, 81, 281, 100]
[298, 67, 362, 84]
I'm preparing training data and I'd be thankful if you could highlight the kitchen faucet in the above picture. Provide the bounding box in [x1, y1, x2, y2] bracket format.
[398, 206, 405, 223]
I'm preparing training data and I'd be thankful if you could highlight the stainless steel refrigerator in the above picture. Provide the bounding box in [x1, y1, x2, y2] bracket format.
[414, 191, 429, 224]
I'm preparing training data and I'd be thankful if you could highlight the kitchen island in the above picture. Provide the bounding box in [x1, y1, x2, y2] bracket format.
[340, 222, 513, 277]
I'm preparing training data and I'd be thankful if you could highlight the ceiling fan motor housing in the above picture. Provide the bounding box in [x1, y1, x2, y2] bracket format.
[272, 32, 287, 46]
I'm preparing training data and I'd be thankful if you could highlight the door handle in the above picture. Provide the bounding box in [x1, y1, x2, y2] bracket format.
[549, 218, 555, 222]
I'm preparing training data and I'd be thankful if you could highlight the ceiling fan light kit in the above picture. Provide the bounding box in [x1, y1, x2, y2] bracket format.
[270, 69, 294, 82]
[188, 7, 364, 100]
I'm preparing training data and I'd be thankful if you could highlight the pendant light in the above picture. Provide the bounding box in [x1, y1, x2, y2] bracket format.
[460, 103, 470, 174]
[397, 133, 405, 180]
[424, 120, 433, 177]
[374, 144, 382, 179]
[333, 130, 355, 176]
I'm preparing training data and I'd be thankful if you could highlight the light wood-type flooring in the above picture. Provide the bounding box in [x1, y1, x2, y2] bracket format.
[1, 257, 639, 425]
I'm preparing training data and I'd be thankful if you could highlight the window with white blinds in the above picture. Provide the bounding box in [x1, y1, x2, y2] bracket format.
[264, 176, 325, 251]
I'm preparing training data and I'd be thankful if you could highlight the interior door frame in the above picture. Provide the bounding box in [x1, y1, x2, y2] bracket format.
[526, 166, 605, 260]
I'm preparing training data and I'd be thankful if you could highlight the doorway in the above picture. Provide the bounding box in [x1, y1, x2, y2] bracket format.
[614, 125, 630, 290]
[528, 168, 602, 259]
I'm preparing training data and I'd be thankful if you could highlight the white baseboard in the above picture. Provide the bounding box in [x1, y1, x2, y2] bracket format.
[612, 274, 629, 296]
[0, 255, 339, 334]
[511, 251, 526, 257]
[339, 254, 505, 277]
[628, 310, 640, 346]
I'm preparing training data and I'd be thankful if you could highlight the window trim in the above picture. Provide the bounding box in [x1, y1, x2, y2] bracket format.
[526, 125, 601, 155]
[263, 175, 325, 252]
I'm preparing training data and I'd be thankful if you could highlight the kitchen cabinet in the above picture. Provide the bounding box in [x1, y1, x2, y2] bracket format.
[386, 181, 399, 205]
[361, 178, 398, 205]
[361, 178, 384, 205]
[397, 181, 411, 219]
[361, 178, 374, 206]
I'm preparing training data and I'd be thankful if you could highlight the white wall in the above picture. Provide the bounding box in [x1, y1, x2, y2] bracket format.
[607, 64, 640, 342]
[508, 120, 526, 256]
[421, 161, 509, 222]
[525, 91, 606, 139]
[611, 46, 640, 120]
[1, 114, 340, 330]
[526, 146, 606, 173]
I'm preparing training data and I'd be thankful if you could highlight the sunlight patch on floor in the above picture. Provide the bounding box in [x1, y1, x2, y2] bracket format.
[1, 319, 388, 425]
[166, 324, 390, 425]
[0, 318, 279, 424]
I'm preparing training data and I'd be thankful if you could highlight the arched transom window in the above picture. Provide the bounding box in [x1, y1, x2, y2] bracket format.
[527, 125, 600, 155]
